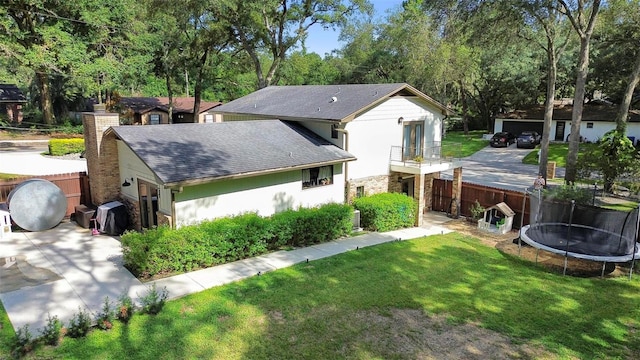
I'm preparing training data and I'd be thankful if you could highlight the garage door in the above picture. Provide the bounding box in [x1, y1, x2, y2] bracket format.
[501, 121, 544, 136]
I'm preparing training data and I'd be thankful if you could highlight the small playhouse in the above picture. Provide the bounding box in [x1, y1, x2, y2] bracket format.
[478, 202, 515, 235]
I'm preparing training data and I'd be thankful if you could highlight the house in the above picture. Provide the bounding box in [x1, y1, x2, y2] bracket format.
[117, 97, 222, 125]
[212, 83, 462, 225]
[82, 112, 355, 229]
[494, 102, 640, 145]
[0, 84, 27, 123]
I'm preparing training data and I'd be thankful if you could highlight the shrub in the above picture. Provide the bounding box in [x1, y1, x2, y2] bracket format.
[66, 307, 91, 338]
[139, 284, 169, 315]
[116, 292, 135, 323]
[353, 193, 416, 232]
[40, 313, 63, 346]
[95, 297, 116, 330]
[122, 203, 353, 278]
[11, 324, 33, 357]
[545, 185, 593, 206]
[48, 138, 85, 156]
[469, 200, 485, 221]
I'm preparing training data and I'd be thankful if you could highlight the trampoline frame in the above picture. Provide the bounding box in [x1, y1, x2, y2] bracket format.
[517, 189, 640, 279]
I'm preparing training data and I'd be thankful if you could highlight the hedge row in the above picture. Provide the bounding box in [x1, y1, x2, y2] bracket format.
[48, 138, 85, 156]
[121, 203, 353, 278]
[352, 192, 417, 232]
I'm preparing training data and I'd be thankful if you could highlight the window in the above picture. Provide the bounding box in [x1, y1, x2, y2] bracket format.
[204, 114, 214, 123]
[586, 122, 593, 129]
[356, 186, 364, 198]
[149, 114, 160, 125]
[302, 166, 333, 188]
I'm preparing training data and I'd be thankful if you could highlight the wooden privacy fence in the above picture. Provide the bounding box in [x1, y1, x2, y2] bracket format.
[0, 172, 91, 218]
[432, 179, 531, 229]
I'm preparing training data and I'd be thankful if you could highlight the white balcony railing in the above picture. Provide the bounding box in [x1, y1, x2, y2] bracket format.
[389, 142, 460, 169]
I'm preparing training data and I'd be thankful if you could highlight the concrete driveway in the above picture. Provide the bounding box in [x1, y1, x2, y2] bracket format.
[442, 144, 565, 192]
[0, 141, 87, 175]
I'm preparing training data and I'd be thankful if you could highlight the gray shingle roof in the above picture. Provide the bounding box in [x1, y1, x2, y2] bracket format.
[111, 120, 355, 186]
[214, 83, 449, 121]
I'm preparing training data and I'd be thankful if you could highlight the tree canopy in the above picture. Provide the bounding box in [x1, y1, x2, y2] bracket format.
[0, 0, 637, 135]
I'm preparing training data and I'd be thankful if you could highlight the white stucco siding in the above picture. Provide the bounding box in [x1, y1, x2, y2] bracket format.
[579, 122, 610, 142]
[116, 141, 171, 214]
[173, 164, 345, 227]
[496, 118, 640, 145]
[299, 121, 342, 147]
[346, 97, 443, 180]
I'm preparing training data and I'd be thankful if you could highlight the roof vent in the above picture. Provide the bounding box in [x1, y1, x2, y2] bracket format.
[331, 96, 337, 103]
[318, 107, 321, 111]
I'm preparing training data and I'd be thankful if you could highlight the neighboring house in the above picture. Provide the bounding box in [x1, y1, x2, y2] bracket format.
[0, 84, 27, 123]
[212, 83, 462, 225]
[495, 102, 640, 145]
[82, 112, 355, 229]
[117, 97, 222, 125]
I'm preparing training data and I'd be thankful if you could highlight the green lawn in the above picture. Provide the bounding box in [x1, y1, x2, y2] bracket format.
[522, 142, 599, 167]
[3, 232, 639, 359]
[441, 130, 489, 158]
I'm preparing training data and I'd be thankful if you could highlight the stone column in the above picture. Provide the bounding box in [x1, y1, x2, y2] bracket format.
[83, 112, 121, 205]
[451, 167, 463, 218]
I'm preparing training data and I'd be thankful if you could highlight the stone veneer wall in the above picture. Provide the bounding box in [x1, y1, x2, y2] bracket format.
[349, 172, 440, 217]
[82, 112, 121, 206]
[347, 175, 390, 202]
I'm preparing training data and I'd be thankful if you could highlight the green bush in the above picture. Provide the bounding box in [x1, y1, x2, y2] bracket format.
[48, 138, 85, 156]
[272, 203, 353, 247]
[95, 297, 116, 330]
[40, 313, 63, 345]
[116, 293, 135, 324]
[11, 324, 33, 358]
[352, 192, 417, 232]
[66, 307, 91, 338]
[121, 203, 353, 278]
[544, 185, 593, 206]
[139, 284, 168, 315]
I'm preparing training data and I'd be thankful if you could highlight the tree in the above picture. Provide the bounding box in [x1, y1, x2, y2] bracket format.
[277, 51, 340, 85]
[578, 130, 639, 192]
[504, 0, 572, 178]
[1, 0, 148, 123]
[212, 0, 372, 89]
[559, 0, 602, 184]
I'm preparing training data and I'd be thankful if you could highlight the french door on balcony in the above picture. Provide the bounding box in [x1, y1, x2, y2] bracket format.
[403, 121, 424, 160]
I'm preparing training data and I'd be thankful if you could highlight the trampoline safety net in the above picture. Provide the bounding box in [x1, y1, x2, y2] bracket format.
[526, 191, 640, 259]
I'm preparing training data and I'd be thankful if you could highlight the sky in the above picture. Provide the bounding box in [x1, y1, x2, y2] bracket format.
[303, 0, 404, 56]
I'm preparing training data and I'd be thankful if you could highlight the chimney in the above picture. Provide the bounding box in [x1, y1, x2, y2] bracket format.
[83, 112, 121, 205]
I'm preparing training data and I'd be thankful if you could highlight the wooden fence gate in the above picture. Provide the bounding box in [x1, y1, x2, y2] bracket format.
[432, 179, 531, 229]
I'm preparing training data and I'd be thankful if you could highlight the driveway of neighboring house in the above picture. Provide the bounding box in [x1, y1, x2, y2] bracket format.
[0, 140, 87, 175]
[442, 144, 566, 192]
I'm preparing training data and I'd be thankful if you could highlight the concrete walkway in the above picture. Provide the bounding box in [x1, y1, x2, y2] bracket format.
[0, 213, 453, 334]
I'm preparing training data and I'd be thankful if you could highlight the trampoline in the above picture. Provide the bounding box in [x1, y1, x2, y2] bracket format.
[518, 190, 640, 278]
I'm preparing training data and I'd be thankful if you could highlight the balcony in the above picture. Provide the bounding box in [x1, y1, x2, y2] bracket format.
[389, 142, 461, 175]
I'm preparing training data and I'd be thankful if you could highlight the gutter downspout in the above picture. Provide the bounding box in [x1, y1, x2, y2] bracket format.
[335, 127, 350, 203]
